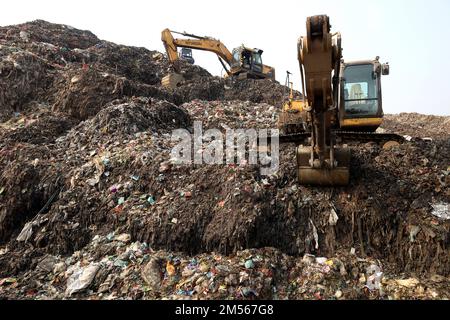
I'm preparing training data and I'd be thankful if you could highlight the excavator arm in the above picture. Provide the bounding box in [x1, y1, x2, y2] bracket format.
[296, 15, 350, 185]
[161, 28, 233, 74]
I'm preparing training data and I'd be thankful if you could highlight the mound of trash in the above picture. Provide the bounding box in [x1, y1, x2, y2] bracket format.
[0, 19, 100, 49]
[382, 113, 450, 139]
[0, 20, 448, 300]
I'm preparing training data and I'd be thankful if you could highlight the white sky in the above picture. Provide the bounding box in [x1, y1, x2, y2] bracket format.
[1, 0, 449, 115]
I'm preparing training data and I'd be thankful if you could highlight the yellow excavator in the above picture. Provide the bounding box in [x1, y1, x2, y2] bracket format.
[161, 28, 276, 88]
[278, 15, 402, 186]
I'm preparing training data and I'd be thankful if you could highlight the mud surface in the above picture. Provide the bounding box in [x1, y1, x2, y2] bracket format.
[0, 20, 448, 299]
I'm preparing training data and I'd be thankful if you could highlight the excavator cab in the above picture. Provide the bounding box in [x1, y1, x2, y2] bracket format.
[339, 57, 389, 131]
[179, 48, 195, 64]
[230, 46, 264, 78]
[250, 50, 264, 73]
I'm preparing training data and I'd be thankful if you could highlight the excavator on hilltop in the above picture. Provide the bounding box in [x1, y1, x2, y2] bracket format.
[277, 15, 403, 186]
[161, 28, 276, 88]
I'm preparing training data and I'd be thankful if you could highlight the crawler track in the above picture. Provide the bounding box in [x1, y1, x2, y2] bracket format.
[268, 131, 405, 145]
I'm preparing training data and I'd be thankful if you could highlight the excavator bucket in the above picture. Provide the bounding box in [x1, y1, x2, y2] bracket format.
[161, 72, 184, 89]
[297, 146, 350, 186]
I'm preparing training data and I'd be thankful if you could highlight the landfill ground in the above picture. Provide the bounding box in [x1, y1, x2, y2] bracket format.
[0, 20, 449, 300]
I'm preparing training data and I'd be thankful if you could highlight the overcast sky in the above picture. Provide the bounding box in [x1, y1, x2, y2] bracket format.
[1, 0, 449, 115]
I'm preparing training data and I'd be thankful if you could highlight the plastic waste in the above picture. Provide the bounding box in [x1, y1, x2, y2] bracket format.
[16, 222, 34, 242]
[244, 259, 254, 269]
[431, 202, 450, 220]
[65, 263, 100, 296]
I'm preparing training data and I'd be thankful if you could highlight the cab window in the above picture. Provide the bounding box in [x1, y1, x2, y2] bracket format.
[232, 50, 240, 63]
[181, 48, 192, 57]
[252, 53, 262, 65]
[343, 64, 379, 117]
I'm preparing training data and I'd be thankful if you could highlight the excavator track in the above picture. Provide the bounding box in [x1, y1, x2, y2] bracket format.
[263, 131, 404, 145]
[335, 131, 405, 144]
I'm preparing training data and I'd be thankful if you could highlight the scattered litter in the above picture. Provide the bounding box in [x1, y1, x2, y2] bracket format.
[65, 263, 100, 296]
[328, 208, 339, 226]
[147, 196, 156, 205]
[115, 234, 131, 243]
[395, 278, 419, 288]
[430, 203, 450, 220]
[244, 259, 255, 269]
[16, 222, 34, 242]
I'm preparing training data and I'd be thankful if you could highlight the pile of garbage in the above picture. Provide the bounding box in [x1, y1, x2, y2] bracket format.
[0, 20, 448, 300]
[1, 232, 448, 300]
[382, 113, 450, 140]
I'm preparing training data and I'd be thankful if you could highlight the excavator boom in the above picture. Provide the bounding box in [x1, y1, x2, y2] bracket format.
[161, 28, 233, 72]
